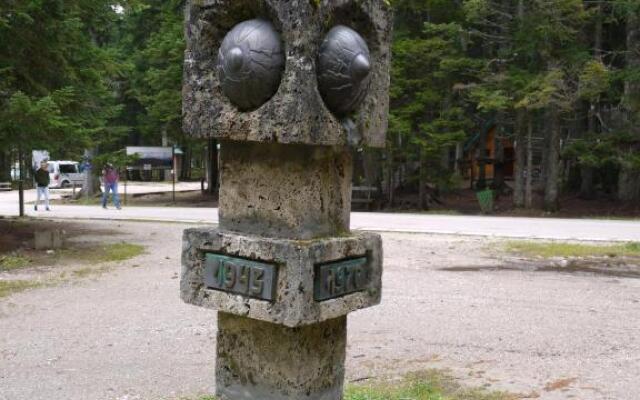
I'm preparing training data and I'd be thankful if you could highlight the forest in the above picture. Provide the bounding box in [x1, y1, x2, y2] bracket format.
[1, 0, 639, 212]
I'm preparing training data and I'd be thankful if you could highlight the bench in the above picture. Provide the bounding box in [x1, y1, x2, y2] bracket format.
[0, 182, 11, 191]
[351, 186, 378, 210]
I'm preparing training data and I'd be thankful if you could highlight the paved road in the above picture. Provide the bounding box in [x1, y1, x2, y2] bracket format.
[2, 221, 639, 400]
[0, 195, 639, 241]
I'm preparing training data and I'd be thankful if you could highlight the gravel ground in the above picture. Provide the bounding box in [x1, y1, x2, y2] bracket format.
[1, 220, 639, 400]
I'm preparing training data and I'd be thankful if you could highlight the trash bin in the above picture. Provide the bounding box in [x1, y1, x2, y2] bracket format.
[476, 188, 494, 214]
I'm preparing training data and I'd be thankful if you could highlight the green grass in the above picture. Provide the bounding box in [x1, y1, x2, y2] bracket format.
[0, 254, 31, 271]
[56, 242, 145, 264]
[97, 243, 145, 262]
[0, 280, 40, 298]
[505, 241, 640, 258]
[0, 243, 144, 271]
[0, 243, 144, 300]
[72, 265, 111, 278]
[190, 371, 514, 400]
[345, 372, 514, 400]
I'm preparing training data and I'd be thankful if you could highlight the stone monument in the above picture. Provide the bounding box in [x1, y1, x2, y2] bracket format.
[181, 1, 392, 399]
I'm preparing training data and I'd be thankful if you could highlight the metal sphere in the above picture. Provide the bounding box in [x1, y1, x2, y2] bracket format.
[217, 19, 285, 111]
[317, 26, 372, 116]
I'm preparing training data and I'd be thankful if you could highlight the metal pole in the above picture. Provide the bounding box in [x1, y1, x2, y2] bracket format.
[18, 146, 24, 217]
[172, 146, 176, 203]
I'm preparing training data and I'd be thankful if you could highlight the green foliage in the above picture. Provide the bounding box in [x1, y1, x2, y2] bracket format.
[0, 0, 129, 159]
[93, 150, 139, 174]
[1, 0, 639, 204]
[578, 60, 610, 101]
[505, 241, 640, 259]
[116, 0, 185, 144]
[0, 254, 31, 271]
[389, 3, 478, 190]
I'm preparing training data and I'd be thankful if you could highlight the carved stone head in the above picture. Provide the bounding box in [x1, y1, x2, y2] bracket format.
[183, 0, 392, 147]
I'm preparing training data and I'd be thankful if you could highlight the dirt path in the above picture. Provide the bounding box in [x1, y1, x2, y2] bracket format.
[1, 221, 639, 400]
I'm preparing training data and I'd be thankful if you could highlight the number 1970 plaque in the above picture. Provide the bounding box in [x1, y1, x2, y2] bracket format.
[203, 254, 278, 301]
[314, 257, 369, 301]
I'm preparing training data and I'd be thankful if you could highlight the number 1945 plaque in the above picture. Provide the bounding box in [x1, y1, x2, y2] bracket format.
[203, 254, 278, 301]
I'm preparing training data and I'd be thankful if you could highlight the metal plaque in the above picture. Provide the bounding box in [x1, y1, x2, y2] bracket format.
[314, 257, 369, 301]
[204, 254, 278, 301]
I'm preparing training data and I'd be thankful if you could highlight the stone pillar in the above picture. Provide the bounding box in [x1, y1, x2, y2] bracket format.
[219, 141, 352, 240]
[216, 313, 346, 400]
[181, 2, 392, 399]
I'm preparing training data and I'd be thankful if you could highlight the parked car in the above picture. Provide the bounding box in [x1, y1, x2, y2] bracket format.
[47, 161, 84, 188]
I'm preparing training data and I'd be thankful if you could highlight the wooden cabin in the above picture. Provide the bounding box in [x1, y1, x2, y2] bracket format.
[461, 123, 515, 188]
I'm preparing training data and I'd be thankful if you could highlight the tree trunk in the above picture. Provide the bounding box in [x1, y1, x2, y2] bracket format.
[387, 157, 394, 208]
[580, 2, 603, 200]
[454, 142, 463, 176]
[476, 127, 487, 190]
[517, 0, 524, 19]
[544, 108, 561, 211]
[493, 136, 505, 192]
[178, 143, 188, 180]
[580, 166, 594, 199]
[0, 151, 9, 181]
[618, 167, 640, 201]
[79, 149, 100, 199]
[418, 149, 427, 210]
[619, 5, 640, 201]
[514, 110, 526, 207]
[206, 138, 219, 195]
[594, 1, 603, 59]
[525, 117, 533, 209]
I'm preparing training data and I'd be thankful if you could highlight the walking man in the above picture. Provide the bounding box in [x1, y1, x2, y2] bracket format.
[34, 161, 51, 211]
[102, 163, 121, 210]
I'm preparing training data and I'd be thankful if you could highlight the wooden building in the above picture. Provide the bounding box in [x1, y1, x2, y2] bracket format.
[461, 122, 515, 188]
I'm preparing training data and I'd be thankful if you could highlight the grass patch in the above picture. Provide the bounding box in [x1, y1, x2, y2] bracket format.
[505, 241, 640, 258]
[189, 371, 514, 400]
[57, 242, 145, 264]
[97, 243, 145, 262]
[72, 265, 111, 278]
[0, 280, 40, 298]
[346, 371, 515, 400]
[0, 254, 31, 271]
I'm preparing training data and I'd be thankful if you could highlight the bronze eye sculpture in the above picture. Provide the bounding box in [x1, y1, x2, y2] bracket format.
[317, 25, 372, 116]
[217, 19, 285, 111]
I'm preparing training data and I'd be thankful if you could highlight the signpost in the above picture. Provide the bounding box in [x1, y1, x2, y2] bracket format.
[181, 2, 392, 399]
[171, 145, 176, 203]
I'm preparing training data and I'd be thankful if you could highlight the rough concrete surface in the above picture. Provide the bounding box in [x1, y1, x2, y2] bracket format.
[1, 220, 639, 400]
[183, 0, 392, 147]
[181, 227, 382, 327]
[218, 142, 352, 239]
[216, 313, 346, 400]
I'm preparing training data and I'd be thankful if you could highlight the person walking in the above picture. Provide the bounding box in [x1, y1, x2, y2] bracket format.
[34, 161, 51, 211]
[101, 163, 121, 210]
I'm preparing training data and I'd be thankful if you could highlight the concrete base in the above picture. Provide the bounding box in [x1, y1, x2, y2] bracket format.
[216, 312, 346, 400]
[34, 230, 64, 250]
[181, 228, 382, 327]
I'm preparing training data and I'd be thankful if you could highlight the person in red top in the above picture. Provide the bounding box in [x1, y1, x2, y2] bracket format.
[101, 163, 121, 210]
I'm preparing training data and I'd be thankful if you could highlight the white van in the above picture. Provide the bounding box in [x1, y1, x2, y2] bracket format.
[47, 161, 83, 188]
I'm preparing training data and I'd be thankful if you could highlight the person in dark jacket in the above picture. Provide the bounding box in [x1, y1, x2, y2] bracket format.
[34, 161, 51, 211]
